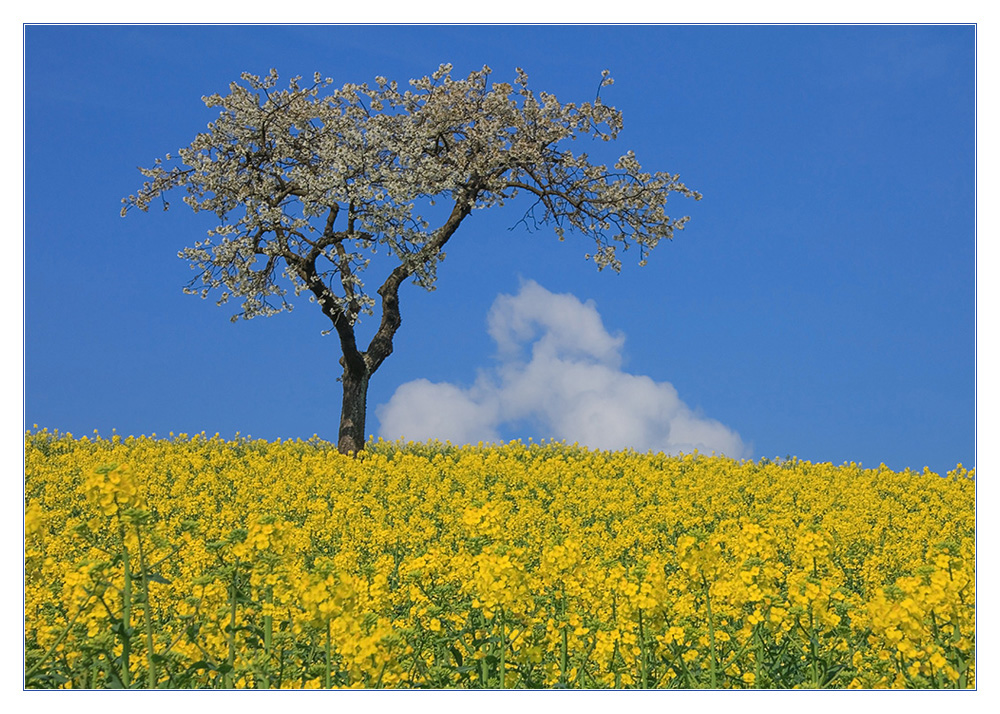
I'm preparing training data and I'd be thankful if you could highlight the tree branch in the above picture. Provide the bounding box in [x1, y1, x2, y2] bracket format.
[279, 226, 365, 373]
[365, 183, 479, 374]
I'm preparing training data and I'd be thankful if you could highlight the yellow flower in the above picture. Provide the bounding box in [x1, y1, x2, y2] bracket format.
[25, 502, 44, 536]
[23, 431, 975, 689]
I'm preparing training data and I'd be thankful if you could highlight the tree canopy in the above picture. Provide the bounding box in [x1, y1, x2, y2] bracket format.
[123, 64, 701, 452]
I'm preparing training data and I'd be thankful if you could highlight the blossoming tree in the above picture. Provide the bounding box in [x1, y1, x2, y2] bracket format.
[123, 64, 701, 454]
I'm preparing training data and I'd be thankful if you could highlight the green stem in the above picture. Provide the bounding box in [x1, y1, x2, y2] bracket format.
[809, 610, 819, 689]
[561, 625, 569, 686]
[260, 586, 273, 689]
[611, 641, 621, 689]
[325, 618, 332, 689]
[498, 607, 505, 689]
[702, 576, 718, 688]
[133, 523, 158, 688]
[119, 524, 132, 688]
[638, 608, 648, 689]
[224, 566, 238, 688]
[277, 644, 286, 689]
[374, 643, 393, 689]
[754, 625, 762, 689]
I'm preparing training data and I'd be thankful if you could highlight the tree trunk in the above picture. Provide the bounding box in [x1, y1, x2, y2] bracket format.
[330, 190, 478, 456]
[338, 364, 370, 454]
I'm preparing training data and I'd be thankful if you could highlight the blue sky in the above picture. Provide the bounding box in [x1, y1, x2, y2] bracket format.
[23, 25, 976, 475]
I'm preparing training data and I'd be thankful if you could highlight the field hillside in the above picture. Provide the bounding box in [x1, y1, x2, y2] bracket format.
[24, 429, 975, 689]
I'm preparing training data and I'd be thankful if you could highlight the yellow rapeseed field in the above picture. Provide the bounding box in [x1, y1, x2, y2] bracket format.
[23, 428, 975, 689]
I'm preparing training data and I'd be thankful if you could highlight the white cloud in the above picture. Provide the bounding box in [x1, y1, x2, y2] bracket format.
[375, 378, 501, 447]
[376, 280, 749, 457]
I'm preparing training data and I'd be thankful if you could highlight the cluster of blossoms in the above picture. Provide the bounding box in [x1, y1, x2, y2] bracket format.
[25, 429, 974, 688]
[84, 463, 143, 517]
[121, 65, 699, 326]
